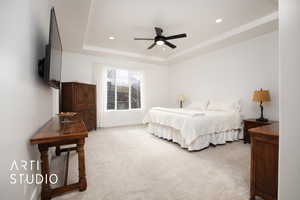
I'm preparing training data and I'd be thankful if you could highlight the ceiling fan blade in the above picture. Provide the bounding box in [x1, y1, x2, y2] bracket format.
[155, 27, 163, 36]
[134, 38, 154, 40]
[164, 41, 176, 49]
[165, 33, 187, 40]
[148, 43, 156, 49]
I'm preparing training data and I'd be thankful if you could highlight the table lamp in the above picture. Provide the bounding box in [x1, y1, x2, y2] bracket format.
[252, 89, 271, 122]
[178, 95, 185, 108]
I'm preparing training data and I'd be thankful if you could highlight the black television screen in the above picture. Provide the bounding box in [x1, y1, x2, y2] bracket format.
[48, 8, 62, 88]
[39, 8, 62, 89]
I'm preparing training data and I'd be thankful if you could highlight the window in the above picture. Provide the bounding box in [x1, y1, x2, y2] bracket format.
[106, 68, 142, 110]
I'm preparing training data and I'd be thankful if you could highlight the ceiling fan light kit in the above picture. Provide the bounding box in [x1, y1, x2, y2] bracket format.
[156, 40, 164, 45]
[134, 27, 187, 50]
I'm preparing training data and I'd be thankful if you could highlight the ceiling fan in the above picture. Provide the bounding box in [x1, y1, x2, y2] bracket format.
[134, 27, 187, 49]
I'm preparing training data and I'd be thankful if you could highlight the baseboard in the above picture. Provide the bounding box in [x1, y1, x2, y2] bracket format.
[30, 185, 40, 200]
[100, 123, 145, 129]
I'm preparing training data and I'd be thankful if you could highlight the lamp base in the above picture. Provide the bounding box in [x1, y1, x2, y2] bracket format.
[180, 101, 183, 108]
[256, 117, 269, 122]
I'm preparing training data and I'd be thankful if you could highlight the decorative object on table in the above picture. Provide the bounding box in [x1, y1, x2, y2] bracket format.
[178, 95, 186, 108]
[252, 89, 271, 122]
[58, 112, 77, 123]
[58, 112, 77, 117]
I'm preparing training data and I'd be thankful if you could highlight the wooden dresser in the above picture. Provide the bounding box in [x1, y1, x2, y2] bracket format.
[62, 82, 97, 131]
[249, 123, 279, 200]
[243, 119, 276, 143]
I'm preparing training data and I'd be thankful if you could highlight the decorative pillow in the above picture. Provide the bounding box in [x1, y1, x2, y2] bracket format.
[208, 100, 241, 112]
[186, 100, 209, 111]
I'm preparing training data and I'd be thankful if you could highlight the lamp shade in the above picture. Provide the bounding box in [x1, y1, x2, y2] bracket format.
[178, 95, 186, 102]
[252, 90, 271, 102]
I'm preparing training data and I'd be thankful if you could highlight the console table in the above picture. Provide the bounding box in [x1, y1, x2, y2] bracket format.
[30, 115, 88, 200]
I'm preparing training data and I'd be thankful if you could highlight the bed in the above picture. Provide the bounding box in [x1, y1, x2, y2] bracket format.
[143, 101, 243, 151]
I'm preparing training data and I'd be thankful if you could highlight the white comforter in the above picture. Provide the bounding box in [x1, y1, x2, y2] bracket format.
[143, 108, 242, 145]
[151, 107, 205, 117]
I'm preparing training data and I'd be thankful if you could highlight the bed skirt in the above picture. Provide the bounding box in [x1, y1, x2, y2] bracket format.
[147, 123, 243, 151]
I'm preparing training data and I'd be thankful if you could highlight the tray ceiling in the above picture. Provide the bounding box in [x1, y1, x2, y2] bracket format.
[52, 0, 278, 64]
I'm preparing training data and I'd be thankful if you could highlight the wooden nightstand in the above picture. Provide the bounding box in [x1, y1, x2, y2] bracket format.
[249, 123, 279, 200]
[243, 119, 276, 143]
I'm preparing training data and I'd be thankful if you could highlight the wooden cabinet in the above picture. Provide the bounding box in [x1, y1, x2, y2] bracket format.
[62, 82, 97, 131]
[243, 119, 275, 143]
[249, 123, 279, 200]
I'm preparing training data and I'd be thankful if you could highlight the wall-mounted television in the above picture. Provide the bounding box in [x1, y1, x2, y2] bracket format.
[38, 8, 62, 89]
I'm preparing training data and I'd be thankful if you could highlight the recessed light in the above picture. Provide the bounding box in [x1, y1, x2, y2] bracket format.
[109, 36, 115, 40]
[216, 18, 223, 23]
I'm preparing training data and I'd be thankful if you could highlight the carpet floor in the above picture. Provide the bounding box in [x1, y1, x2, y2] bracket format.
[52, 125, 251, 200]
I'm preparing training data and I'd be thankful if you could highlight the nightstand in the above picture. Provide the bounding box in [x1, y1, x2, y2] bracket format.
[243, 119, 277, 143]
[249, 123, 279, 200]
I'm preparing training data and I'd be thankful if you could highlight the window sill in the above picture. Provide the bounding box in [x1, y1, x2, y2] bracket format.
[104, 109, 144, 113]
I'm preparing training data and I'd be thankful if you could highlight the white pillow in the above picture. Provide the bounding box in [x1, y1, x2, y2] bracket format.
[208, 100, 241, 112]
[186, 100, 209, 111]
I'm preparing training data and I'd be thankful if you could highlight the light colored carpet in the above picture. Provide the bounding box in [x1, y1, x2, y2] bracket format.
[52, 125, 251, 200]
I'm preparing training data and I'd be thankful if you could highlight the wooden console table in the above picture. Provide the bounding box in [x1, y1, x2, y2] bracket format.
[30, 115, 88, 200]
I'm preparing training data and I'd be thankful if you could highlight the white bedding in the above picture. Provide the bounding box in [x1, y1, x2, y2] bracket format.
[148, 123, 242, 151]
[151, 107, 205, 117]
[143, 108, 242, 146]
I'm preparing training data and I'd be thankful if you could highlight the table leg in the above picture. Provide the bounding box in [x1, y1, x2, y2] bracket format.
[77, 138, 87, 191]
[38, 144, 51, 200]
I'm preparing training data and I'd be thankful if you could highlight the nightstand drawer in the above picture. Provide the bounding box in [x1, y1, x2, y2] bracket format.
[245, 123, 268, 130]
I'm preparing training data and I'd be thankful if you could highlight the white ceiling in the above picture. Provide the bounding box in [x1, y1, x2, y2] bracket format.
[52, 0, 278, 64]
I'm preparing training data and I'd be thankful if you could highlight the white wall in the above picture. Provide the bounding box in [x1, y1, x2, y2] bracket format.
[279, 0, 300, 199]
[61, 32, 279, 126]
[0, 1, 52, 200]
[169, 31, 279, 120]
[61, 52, 169, 127]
